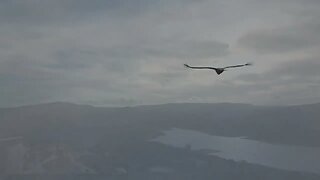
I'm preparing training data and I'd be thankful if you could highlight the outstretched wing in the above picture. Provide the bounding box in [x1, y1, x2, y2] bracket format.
[223, 63, 252, 69]
[184, 64, 217, 70]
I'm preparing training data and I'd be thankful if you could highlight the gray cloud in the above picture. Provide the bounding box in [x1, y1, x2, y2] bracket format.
[238, 58, 320, 82]
[0, 0, 150, 24]
[0, 0, 200, 25]
[238, 22, 320, 54]
[233, 58, 320, 105]
[0, 0, 320, 107]
[144, 40, 229, 58]
[46, 49, 101, 70]
[102, 39, 229, 60]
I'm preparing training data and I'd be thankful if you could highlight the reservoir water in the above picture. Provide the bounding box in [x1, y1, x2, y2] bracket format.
[151, 128, 320, 174]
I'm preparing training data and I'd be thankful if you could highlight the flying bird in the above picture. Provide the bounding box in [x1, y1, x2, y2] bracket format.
[184, 62, 252, 75]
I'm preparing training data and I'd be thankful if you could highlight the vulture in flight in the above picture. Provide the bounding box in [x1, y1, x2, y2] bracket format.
[184, 63, 252, 75]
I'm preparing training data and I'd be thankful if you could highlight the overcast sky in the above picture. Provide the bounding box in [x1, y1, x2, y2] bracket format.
[0, 0, 319, 107]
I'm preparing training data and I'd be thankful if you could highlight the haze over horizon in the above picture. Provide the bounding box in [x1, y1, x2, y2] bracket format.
[2, 101, 320, 109]
[1, 0, 320, 107]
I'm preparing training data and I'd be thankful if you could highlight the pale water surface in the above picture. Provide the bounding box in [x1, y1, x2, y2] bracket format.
[151, 128, 320, 174]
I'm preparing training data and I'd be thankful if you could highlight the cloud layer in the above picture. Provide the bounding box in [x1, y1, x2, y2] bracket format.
[0, 0, 319, 107]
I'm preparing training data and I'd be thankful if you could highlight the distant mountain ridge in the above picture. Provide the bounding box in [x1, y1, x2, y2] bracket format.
[0, 101, 319, 146]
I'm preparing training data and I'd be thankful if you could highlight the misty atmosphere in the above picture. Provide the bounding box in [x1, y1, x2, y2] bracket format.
[1, 0, 320, 179]
[0, 102, 320, 179]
